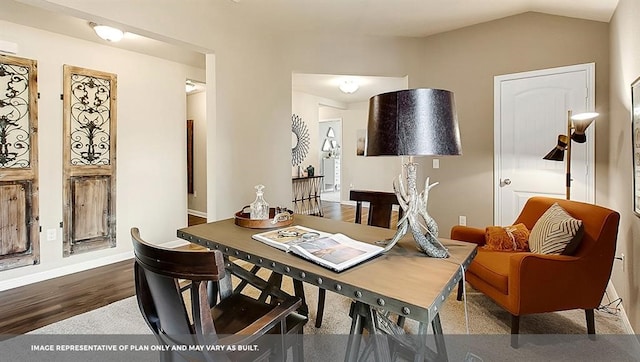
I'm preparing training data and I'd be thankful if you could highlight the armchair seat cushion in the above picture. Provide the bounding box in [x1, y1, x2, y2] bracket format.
[467, 249, 516, 295]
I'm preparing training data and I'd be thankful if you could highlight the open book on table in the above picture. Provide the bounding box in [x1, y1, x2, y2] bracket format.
[251, 225, 384, 272]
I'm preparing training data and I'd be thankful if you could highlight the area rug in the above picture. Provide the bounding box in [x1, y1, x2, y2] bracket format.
[14, 282, 637, 361]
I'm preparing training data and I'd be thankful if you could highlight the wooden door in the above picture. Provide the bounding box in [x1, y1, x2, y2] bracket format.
[0, 54, 39, 270]
[62, 65, 117, 256]
[494, 63, 595, 225]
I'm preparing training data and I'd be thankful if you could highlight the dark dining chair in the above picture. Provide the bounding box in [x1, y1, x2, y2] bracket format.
[131, 227, 307, 361]
[350, 189, 404, 228]
[314, 190, 403, 328]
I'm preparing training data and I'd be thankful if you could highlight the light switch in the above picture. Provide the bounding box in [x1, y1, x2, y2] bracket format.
[432, 159, 440, 169]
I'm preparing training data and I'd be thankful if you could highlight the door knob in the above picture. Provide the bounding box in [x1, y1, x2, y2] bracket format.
[502, 178, 512, 186]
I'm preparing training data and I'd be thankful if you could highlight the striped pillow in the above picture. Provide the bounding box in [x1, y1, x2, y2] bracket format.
[529, 203, 584, 255]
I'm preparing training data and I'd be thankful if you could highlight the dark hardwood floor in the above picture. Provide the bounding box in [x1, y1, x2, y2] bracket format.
[0, 202, 392, 334]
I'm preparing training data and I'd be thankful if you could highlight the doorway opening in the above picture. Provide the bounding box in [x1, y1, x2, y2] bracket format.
[292, 73, 408, 205]
[319, 118, 342, 202]
[186, 79, 207, 225]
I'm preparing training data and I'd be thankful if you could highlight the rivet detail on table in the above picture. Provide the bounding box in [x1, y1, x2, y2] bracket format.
[177, 215, 477, 361]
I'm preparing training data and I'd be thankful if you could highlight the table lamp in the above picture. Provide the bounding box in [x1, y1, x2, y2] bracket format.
[543, 110, 598, 200]
[365, 88, 462, 257]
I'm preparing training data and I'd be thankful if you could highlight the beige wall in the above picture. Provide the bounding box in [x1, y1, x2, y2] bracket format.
[0, 19, 204, 289]
[411, 12, 610, 231]
[609, 0, 640, 333]
[10, 1, 636, 332]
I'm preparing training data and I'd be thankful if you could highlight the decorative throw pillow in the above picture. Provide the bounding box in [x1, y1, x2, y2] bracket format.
[483, 223, 530, 251]
[529, 203, 584, 255]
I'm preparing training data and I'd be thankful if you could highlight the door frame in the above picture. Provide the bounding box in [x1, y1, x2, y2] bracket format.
[318, 118, 342, 195]
[493, 63, 596, 223]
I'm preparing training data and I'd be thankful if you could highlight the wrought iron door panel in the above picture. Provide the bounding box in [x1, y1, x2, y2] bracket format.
[63, 65, 116, 257]
[0, 54, 39, 271]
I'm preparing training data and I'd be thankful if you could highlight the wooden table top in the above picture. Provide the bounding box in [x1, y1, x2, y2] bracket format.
[177, 215, 477, 323]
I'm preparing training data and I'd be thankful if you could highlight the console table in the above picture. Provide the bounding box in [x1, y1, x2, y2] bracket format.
[292, 175, 324, 216]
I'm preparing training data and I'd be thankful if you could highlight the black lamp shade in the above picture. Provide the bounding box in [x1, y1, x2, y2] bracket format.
[365, 88, 462, 156]
[543, 135, 568, 161]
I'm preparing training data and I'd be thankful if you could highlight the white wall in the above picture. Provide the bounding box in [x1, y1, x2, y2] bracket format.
[0, 20, 204, 290]
[291, 91, 322, 177]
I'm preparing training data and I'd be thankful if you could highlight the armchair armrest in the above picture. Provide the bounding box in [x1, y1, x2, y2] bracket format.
[508, 253, 603, 314]
[450, 225, 486, 246]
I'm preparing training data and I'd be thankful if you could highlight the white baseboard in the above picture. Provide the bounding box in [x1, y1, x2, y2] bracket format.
[0, 239, 193, 292]
[605, 281, 636, 335]
[188, 209, 207, 219]
[0, 251, 134, 292]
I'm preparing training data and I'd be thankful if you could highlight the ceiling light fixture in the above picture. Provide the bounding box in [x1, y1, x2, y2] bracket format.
[339, 80, 359, 94]
[185, 80, 197, 93]
[90, 22, 124, 42]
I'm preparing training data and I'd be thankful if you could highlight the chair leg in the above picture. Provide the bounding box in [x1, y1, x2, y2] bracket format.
[315, 288, 326, 328]
[456, 279, 463, 301]
[585, 308, 596, 340]
[510, 314, 520, 348]
[289, 328, 305, 362]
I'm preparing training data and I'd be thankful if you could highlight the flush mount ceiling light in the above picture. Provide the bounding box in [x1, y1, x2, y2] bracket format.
[339, 80, 359, 94]
[90, 22, 124, 42]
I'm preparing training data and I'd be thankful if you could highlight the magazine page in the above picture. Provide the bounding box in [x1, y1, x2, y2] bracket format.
[252, 225, 331, 252]
[289, 233, 384, 272]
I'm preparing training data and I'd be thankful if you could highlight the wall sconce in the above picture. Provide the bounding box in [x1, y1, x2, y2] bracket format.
[327, 127, 335, 138]
[339, 80, 359, 94]
[321, 139, 331, 152]
[543, 111, 598, 200]
[90, 22, 124, 42]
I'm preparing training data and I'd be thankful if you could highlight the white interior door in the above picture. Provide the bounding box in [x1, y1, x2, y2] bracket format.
[494, 63, 595, 225]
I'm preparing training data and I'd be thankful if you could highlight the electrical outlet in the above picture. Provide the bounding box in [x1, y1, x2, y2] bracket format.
[459, 216, 467, 226]
[46, 228, 56, 241]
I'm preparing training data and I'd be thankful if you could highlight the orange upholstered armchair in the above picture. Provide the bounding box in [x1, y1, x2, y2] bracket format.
[450, 197, 620, 347]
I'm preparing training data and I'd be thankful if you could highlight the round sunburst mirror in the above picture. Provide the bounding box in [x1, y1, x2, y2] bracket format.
[291, 114, 310, 167]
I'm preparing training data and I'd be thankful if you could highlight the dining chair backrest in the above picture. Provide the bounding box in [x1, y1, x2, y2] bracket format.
[131, 227, 227, 345]
[350, 189, 403, 229]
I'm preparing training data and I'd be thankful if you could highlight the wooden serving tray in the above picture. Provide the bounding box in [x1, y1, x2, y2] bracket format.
[234, 207, 294, 229]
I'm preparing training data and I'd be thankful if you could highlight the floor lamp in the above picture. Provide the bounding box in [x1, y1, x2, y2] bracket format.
[543, 110, 598, 200]
[365, 88, 462, 257]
